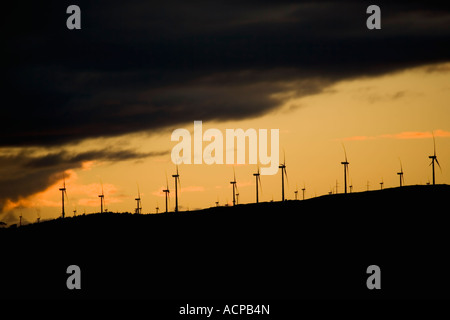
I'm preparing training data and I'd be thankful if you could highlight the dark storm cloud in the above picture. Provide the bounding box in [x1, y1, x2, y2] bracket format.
[0, 148, 168, 212]
[2, 0, 450, 147]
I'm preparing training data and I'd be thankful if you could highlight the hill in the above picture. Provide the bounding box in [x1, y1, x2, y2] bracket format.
[1, 185, 450, 299]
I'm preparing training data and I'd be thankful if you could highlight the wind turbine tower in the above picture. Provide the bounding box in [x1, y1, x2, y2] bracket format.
[135, 185, 142, 214]
[98, 182, 105, 213]
[172, 166, 181, 212]
[301, 185, 306, 200]
[429, 132, 441, 185]
[341, 144, 350, 194]
[163, 175, 170, 213]
[253, 167, 262, 203]
[230, 168, 237, 206]
[59, 174, 68, 218]
[279, 154, 288, 201]
[397, 160, 404, 187]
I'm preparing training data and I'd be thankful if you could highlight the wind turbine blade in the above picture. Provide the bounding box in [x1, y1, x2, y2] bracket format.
[165, 172, 169, 190]
[168, 191, 171, 208]
[258, 176, 263, 195]
[233, 166, 236, 182]
[342, 143, 348, 162]
[433, 131, 436, 157]
[284, 168, 289, 189]
[436, 157, 442, 172]
[347, 164, 350, 183]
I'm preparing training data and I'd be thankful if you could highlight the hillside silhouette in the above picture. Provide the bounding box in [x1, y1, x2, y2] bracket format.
[1, 185, 450, 299]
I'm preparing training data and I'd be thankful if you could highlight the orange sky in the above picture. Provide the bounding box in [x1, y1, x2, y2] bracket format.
[3, 62, 450, 225]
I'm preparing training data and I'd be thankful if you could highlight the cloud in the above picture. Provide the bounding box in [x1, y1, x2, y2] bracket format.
[1, 0, 449, 147]
[342, 130, 450, 141]
[0, 147, 168, 213]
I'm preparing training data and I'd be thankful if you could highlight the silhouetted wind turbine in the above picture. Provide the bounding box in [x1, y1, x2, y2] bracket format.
[397, 159, 404, 187]
[253, 167, 262, 203]
[59, 173, 68, 218]
[155, 202, 159, 214]
[341, 144, 350, 194]
[301, 184, 306, 200]
[172, 166, 181, 212]
[429, 132, 442, 185]
[135, 184, 142, 214]
[73, 207, 77, 217]
[98, 181, 105, 213]
[380, 178, 384, 190]
[36, 208, 40, 223]
[366, 181, 370, 191]
[279, 153, 288, 201]
[236, 192, 240, 205]
[294, 184, 298, 200]
[19, 208, 23, 227]
[230, 168, 237, 206]
[163, 174, 170, 213]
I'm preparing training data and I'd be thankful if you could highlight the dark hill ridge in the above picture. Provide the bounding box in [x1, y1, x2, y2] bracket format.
[1, 185, 450, 299]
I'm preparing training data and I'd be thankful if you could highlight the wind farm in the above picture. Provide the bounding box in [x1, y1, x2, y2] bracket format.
[2, 134, 450, 300]
[1, 133, 444, 224]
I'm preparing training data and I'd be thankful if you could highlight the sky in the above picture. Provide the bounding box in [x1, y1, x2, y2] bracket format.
[1, 1, 450, 225]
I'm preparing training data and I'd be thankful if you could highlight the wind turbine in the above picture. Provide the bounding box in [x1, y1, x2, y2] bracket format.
[341, 144, 350, 194]
[397, 159, 404, 187]
[155, 202, 159, 214]
[230, 168, 237, 206]
[59, 173, 68, 218]
[135, 184, 142, 214]
[163, 174, 170, 213]
[19, 208, 23, 227]
[380, 178, 384, 190]
[279, 153, 288, 201]
[172, 166, 181, 212]
[301, 184, 306, 200]
[236, 192, 240, 205]
[98, 181, 105, 213]
[429, 132, 442, 185]
[253, 167, 262, 203]
[294, 184, 298, 200]
[73, 207, 77, 217]
[36, 208, 41, 223]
